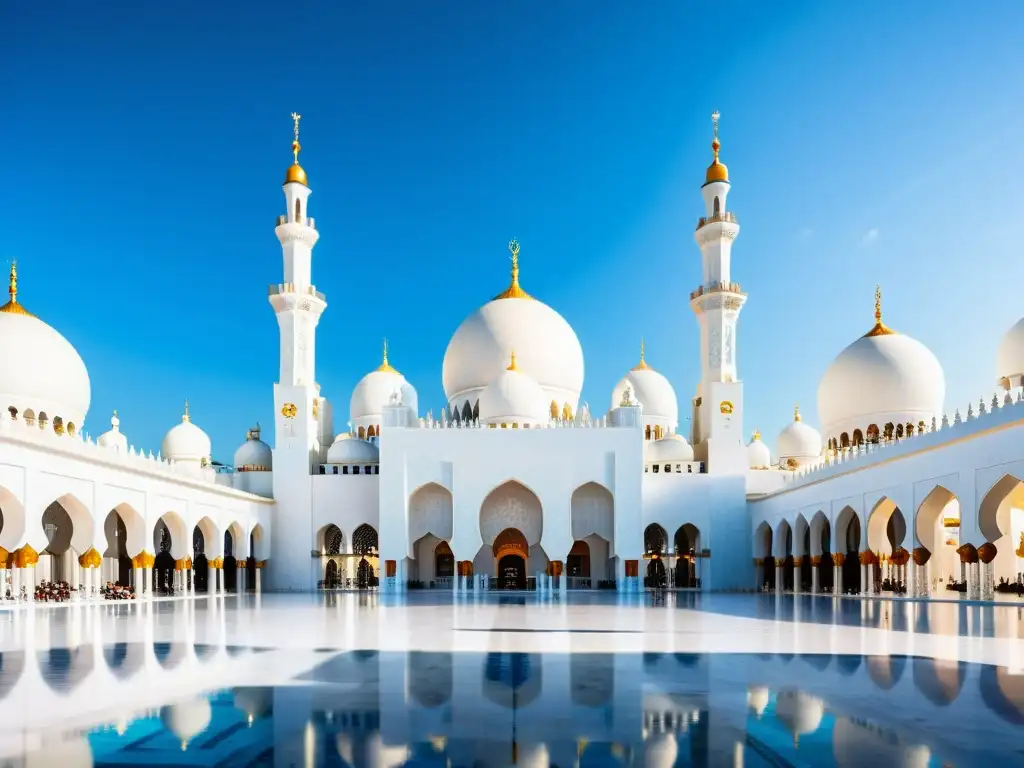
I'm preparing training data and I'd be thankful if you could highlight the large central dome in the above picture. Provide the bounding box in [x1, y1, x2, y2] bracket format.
[442, 242, 584, 415]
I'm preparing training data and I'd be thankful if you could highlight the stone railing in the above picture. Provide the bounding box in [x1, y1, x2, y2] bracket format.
[267, 283, 327, 302]
[413, 414, 615, 430]
[690, 280, 744, 301]
[781, 390, 1024, 489]
[0, 414, 229, 490]
[696, 211, 738, 230]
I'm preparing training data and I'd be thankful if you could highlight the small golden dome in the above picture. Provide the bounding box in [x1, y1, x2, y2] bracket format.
[285, 162, 308, 186]
[493, 239, 534, 301]
[0, 261, 35, 317]
[284, 112, 308, 186]
[863, 285, 897, 338]
[704, 111, 729, 185]
[375, 338, 400, 374]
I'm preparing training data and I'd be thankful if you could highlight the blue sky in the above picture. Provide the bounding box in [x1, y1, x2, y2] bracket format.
[5, 2, 1024, 459]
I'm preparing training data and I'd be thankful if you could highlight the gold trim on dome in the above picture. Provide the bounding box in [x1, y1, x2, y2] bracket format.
[493, 239, 534, 300]
[285, 111, 308, 186]
[507, 349, 518, 371]
[752, 429, 761, 441]
[632, 337, 651, 371]
[704, 111, 729, 185]
[863, 284, 897, 337]
[376, 337, 399, 374]
[0, 261, 35, 317]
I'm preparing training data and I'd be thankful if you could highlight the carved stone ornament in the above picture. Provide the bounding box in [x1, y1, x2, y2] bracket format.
[281, 403, 298, 419]
[709, 328, 721, 367]
[299, 300, 312, 312]
[724, 297, 742, 311]
[620, 386, 635, 407]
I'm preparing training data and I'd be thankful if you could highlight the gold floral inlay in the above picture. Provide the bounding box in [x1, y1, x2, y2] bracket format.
[863, 285, 897, 337]
[0, 261, 35, 317]
[14, 545, 39, 568]
[493, 239, 534, 300]
[281, 402, 298, 419]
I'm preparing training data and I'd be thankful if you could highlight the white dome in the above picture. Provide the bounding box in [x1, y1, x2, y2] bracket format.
[161, 403, 211, 464]
[997, 316, 1024, 389]
[350, 342, 418, 423]
[0, 267, 91, 431]
[611, 346, 678, 429]
[327, 434, 380, 464]
[646, 433, 694, 464]
[160, 696, 212, 748]
[777, 406, 822, 469]
[442, 250, 584, 414]
[747, 685, 770, 718]
[234, 425, 272, 471]
[97, 411, 128, 453]
[817, 294, 944, 441]
[747, 431, 771, 470]
[478, 353, 548, 426]
[775, 689, 824, 739]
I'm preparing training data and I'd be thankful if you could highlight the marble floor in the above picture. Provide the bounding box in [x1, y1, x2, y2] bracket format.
[2, 592, 1023, 766]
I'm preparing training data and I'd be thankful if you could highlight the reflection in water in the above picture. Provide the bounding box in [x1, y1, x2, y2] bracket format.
[8, 646, 1024, 766]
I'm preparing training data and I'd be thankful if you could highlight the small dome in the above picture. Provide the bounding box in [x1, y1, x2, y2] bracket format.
[478, 352, 548, 426]
[611, 341, 679, 430]
[350, 341, 418, 423]
[285, 163, 307, 186]
[160, 696, 212, 749]
[818, 288, 944, 441]
[0, 263, 91, 429]
[232, 687, 272, 720]
[98, 411, 128, 453]
[234, 424, 272, 472]
[775, 689, 824, 741]
[997, 316, 1024, 389]
[646, 433, 694, 464]
[442, 242, 584, 413]
[747, 430, 771, 470]
[161, 402, 212, 464]
[326, 434, 379, 464]
[747, 686, 770, 718]
[704, 115, 729, 185]
[777, 405, 822, 469]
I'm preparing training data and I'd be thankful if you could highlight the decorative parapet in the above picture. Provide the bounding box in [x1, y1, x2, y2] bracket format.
[268, 283, 326, 302]
[776, 390, 1024, 493]
[689, 280, 744, 301]
[0, 413, 271, 502]
[696, 211, 738, 230]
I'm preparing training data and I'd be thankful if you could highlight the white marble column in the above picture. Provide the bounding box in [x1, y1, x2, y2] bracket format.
[255, 567, 262, 594]
[775, 565, 785, 594]
[811, 560, 820, 594]
[834, 563, 843, 595]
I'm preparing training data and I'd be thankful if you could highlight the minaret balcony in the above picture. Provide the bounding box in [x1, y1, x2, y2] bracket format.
[269, 283, 327, 302]
[689, 281, 744, 301]
[277, 214, 317, 229]
[696, 211, 738, 230]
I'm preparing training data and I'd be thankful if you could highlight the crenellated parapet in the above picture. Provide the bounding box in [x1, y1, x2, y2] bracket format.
[776, 389, 1024, 492]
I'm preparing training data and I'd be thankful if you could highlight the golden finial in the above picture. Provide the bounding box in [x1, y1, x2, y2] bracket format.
[705, 110, 729, 185]
[632, 337, 651, 371]
[183, 399, 191, 423]
[285, 111, 308, 186]
[494, 238, 533, 300]
[752, 428, 761, 441]
[863, 284, 896, 337]
[0, 259, 34, 316]
[794, 403, 801, 422]
[376, 337, 399, 374]
[508, 348, 518, 371]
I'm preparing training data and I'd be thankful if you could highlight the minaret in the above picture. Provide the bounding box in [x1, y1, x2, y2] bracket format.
[689, 112, 746, 471]
[269, 113, 328, 591]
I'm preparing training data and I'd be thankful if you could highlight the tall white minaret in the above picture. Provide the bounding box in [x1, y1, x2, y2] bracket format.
[689, 112, 746, 472]
[269, 113, 328, 590]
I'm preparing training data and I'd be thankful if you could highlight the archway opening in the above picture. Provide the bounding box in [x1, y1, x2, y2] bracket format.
[838, 509, 862, 593]
[153, 519, 175, 594]
[193, 526, 208, 593]
[102, 509, 133, 588]
[674, 524, 701, 588]
[435, 540, 454, 583]
[352, 524, 379, 589]
[316, 524, 344, 590]
[493, 528, 529, 590]
[978, 474, 1024, 585]
[570, 483, 614, 587]
[567, 540, 590, 587]
[755, 522, 774, 591]
[646, 557, 667, 588]
[224, 529, 237, 593]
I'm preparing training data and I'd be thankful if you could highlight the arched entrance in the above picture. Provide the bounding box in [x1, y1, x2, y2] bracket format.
[193, 526, 208, 593]
[352, 524, 379, 590]
[223, 530, 237, 593]
[493, 528, 528, 590]
[103, 510, 133, 587]
[646, 558, 667, 587]
[153, 519, 174, 594]
[325, 559, 339, 588]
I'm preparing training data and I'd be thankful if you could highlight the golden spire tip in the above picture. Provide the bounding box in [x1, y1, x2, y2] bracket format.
[794, 403, 801, 422]
[632, 337, 650, 370]
[382, 337, 389, 366]
[183, 398, 191, 423]
[508, 348, 518, 371]
[874, 284, 882, 323]
[494, 238, 532, 300]
[290, 111, 302, 163]
[8, 260, 16, 302]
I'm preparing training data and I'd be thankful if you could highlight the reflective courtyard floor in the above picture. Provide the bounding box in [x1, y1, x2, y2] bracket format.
[2, 591, 1024, 766]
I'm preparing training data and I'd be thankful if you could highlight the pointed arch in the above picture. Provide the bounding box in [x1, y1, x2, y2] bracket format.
[479, 480, 543, 547]
[912, 657, 965, 707]
[194, 516, 221, 558]
[773, 519, 793, 559]
[409, 483, 454, 548]
[978, 473, 1024, 544]
[156, 510, 188, 559]
[809, 511, 830, 556]
[250, 522, 265, 560]
[41, 492, 94, 555]
[753, 521, 772, 558]
[570, 482, 613, 543]
[834, 505, 860, 554]
[916, 485, 958, 554]
[643, 523, 668, 556]
[317, 524, 344, 555]
[793, 513, 809, 556]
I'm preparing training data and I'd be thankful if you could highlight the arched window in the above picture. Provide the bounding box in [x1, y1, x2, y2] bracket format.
[52, 416, 64, 435]
[883, 422, 895, 441]
[644, 524, 668, 555]
[550, 401, 559, 420]
[895, 423, 904, 440]
[645, 424, 652, 440]
[654, 425, 664, 440]
[462, 401, 473, 422]
[852, 429, 864, 446]
[713, 196, 721, 215]
[294, 198, 302, 223]
[561, 403, 573, 422]
[352, 524, 378, 556]
[839, 432, 850, 449]
[358, 426, 366, 439]
[323, 525, 343, 555]
[7, 406, 17, 420]
[367, 425, 376, 438]
[663, 464, 671, 473]
[866, 424, 880, 444]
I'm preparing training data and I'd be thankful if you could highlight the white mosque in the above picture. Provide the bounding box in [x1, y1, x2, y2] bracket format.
[1, 112, 1024, 602]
